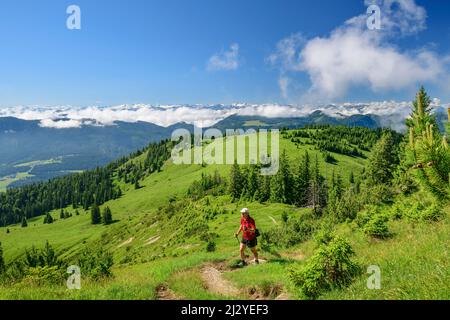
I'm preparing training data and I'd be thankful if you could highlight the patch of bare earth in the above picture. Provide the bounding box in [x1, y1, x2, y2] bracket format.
[201, 264, 241, 297]
[117, 237, 134, 248]
[156, 285, 181, 300]
[144, 235, 161, 246]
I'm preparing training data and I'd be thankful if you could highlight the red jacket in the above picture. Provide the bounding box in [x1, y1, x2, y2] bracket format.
[241, 217, 256, 240]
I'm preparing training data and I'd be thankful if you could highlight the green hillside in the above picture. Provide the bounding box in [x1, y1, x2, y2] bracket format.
[0, 121, 448, 300]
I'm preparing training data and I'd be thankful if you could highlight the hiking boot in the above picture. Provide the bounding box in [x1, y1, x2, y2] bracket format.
[238, 260, 247, 267]
[255, 259, 259, 265]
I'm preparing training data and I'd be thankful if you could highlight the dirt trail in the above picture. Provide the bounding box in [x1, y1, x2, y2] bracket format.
[144, 235, 161, 246]
[117, 237, 134, 248]
[156, 285, 181, 300]
[201, 264, 241, 297]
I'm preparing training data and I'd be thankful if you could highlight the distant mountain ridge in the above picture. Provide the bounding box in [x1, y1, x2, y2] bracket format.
[0, 108, 447, 189]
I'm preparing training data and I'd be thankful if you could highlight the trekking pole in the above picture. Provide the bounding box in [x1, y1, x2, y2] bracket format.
[235, 234, 240, 245]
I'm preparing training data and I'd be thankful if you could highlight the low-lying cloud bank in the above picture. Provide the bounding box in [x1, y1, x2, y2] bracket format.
[0, 100, 447, 131]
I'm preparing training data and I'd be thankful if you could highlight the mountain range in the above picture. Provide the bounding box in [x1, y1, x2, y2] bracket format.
[0, 107, 447, 189]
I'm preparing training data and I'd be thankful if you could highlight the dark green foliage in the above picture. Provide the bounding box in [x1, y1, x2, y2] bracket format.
[21, 217, 28, 228]
[281, 211, 289, 224]
[270, 150, 294, 204]
[77, 248, 114, 279]
[229, 162, 244, 201]
[284, 125, 398, 158]
[60, 209, 65, 220]
[367, 132, 398, 185]
[43, 213, 54, 224]
[187, 171, 226, 200]
[295, 151, 310, 206]
[289, 236, 360, 299]
[91, 203, 101, 225]
[261, 211, 318, 249]
[102, 206, 113, 225]
[24, 241, 61, 269]
[308, 155, 328, 215]
[206, 241, 216, 252]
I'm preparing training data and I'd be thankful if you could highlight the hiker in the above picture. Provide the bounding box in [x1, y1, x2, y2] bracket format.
[235, 208, 259, 266]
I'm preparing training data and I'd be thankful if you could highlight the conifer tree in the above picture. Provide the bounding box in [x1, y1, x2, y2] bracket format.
[406, 87, 449, 200]
[229, 162, 243, 201]
[308, 155, 327, 215]
[91, 203, 101, 225]
[270, 150, 294, 204]
[21, 217, 28, 228]
[102, 206, 113, 225]
[296, 151, 310, 206]
[367, 132, 397, 185]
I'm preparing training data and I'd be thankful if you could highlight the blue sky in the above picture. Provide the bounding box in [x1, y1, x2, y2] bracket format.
[0, 0, 449, 107]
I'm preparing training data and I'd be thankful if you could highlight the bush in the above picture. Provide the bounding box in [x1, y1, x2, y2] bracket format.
[21, 266, 64, 286]
[77, 248, 114, 280]
[363, 214, 390, 239]
[289, 236, 360, 299]
[262, 211, 317, 248]
[355, 206, 391, 239]
[206, 241, 216, 252]
[404, 202, 443, 222]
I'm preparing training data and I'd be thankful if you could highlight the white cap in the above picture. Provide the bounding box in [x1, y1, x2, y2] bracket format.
[240, 208, 249, 214]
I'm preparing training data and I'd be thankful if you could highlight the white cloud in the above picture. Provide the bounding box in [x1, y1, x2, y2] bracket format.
[268, 0, 448, 100]
[0, 100, 447, 131]
[207, 43, 240, 71]
[39, 119, 82, 129]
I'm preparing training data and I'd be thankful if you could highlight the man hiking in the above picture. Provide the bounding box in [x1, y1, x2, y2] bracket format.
[235, 208, 259, 267]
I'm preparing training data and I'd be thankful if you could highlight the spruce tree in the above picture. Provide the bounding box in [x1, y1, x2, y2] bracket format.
[91, 203, 101, 225]
[102, 206, 113, 225]
[244, 165, 259, 200]
[308, 155, 327, 215]
[229, 162, 243, 201]
[367, 132, 397, 185]
[270, 150, 294, 204]
[21, 217, 28, 228]
[43, 213, 54, 224]
[296, 151, 311, 206]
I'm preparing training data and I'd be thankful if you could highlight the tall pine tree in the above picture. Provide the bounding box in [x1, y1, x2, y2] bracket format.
[229, 162, 243, 201]
[295, 151, 310, 206]
[91, 203, 102, 225]
[270, 150, 294, 204]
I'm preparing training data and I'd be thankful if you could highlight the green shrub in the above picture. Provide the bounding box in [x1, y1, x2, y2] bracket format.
[21, 266, 64, 286]
[262, 211, 317, 248]
[403, 202, 443, 222]
[77, 248, 114, 280]
[289, 236, 360, 299]
[363, 214, 391, 239]
[206, 241, 216, 252]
